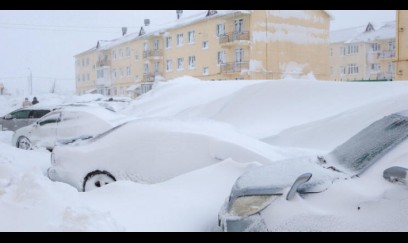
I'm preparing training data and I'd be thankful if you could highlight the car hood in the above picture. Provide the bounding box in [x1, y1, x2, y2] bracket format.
[229, 156, 346, 201]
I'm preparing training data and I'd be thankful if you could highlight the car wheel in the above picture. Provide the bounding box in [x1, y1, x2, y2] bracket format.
[82, 170, 116, 192]
[17, 136, 32, 150]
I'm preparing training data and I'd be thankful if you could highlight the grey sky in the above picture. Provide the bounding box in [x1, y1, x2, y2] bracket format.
[0, 10, 396, 95]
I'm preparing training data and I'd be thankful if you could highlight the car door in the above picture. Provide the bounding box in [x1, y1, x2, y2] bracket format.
[29, 112, 61, 148]
[2, 110, 31, 131]
[27, 110, 51, 127]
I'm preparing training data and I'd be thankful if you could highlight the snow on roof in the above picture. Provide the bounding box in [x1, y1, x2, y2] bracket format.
[330, 21, 395, 44]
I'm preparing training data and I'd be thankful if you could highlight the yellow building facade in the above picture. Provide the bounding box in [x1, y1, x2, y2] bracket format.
[75, 10, 331, 97]
[330, 21, 396, 81]
[396, 10, 408, 80]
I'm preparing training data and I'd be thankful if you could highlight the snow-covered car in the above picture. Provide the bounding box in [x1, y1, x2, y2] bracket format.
[12, 105, 125, 151]
[0, 107, 51, 131]
[47, 119, 285, 192]
[218, 111, 408, 232]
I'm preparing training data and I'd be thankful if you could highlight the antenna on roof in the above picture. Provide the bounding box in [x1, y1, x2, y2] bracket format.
[176, 10, 183, 20]
[144, 19, 150, 27]
[122, 27, 127, 36]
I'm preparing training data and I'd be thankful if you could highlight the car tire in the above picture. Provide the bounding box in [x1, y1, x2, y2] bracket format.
[17, 136, 32, 150]
[82, 170, 116, 192]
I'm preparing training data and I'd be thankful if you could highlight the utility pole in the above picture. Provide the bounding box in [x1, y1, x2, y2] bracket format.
[27, 68, 32, 95]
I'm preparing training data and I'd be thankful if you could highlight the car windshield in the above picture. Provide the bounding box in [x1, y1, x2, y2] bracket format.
[330, 113, 408, 175]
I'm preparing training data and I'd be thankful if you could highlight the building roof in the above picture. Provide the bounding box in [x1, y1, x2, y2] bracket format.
[330, 21, 395, 44]
[75, 10, 331, 57]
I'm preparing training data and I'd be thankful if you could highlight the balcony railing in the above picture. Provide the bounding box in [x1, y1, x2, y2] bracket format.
[96, 59, 111, 67]
[377, 50, 395, 59]
[143, 50, 163, 59]
[219, 31, 250, 44]
[220, 62, 249, 73]
[143, 72, 162, 82]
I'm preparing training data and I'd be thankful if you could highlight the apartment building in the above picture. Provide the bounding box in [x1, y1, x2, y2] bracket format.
[396, 10, 408, 80]
[75, 10, 331, 97]
[330, 21, 396, 81]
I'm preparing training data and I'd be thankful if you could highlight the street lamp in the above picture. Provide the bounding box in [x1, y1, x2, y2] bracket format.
[27, 68, 32, 95]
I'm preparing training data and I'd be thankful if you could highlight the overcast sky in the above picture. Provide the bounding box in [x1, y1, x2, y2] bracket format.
[0, 10, 396, 95]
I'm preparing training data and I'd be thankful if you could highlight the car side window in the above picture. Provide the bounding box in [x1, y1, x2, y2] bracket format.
[38, 113, 61, 126]
[32, 110, 51, 118]
[10, 110, 31, 119]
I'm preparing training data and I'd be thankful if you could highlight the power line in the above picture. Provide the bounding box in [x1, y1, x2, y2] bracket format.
[0, 25, 119, 33]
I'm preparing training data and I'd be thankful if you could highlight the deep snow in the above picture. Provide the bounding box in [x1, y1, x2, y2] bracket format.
[2, 76, 408, 231]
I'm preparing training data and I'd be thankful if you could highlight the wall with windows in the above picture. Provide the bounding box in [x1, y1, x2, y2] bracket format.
[330, 22, 396, 81]
[75, 10, 331, 96]
[396, 10, 408, 80]
[74, 51, 98, 95]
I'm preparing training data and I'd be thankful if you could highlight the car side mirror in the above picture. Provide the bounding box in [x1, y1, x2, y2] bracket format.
[4, 114, 12, 120]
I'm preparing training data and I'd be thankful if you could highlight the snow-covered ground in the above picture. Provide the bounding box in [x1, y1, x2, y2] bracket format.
[1, 77, 408, 231]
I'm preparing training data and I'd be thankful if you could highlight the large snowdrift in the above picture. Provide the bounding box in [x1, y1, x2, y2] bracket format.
[2, 76, 408, 231]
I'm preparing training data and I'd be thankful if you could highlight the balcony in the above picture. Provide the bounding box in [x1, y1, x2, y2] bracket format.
[96, 59, 111, 67]
[220, 62, 249, 74]
[143, 50, 163, 59]
[377, 50, 395, 59]
[219, 31, 250, 45]
[143, 72, 162, 82]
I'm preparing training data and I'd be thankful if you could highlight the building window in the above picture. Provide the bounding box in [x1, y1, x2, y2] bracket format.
[372, 43, 380, 52]
[371, 63, 381, 71]
[97, 69, 104, 78]
[112, 69, 117, 79]
[113, 87, 117, 96]
[216, 23, 225, 36]
[340, 47, 345, 56]
[235, 48, 244, 63]
[340, 66, 346, 75]
[126, 47, 131, 57]
[87, 73, 90, 81]
[76, 60, 80, 67]
[388, 62, 395, 73]
[217, 51, 225, 65]
[203, 67, 209, 76]
[119, 48, 124, 58]
[177, 58, 184, 70]
[154, 61, 160, 74]
[166, 59, 172, 72]
[135, 75, 139, 81]
[135, 52, 139, 62]
[120, 68, 124, 78]
[120, 87, 124, 96]
[144, 42, 149, 51]
[153, 39, 159, 50]
[177, 33, 183, 46]
[166, 36, 172, 48]
[144, 63, 149, 74]
[346, 44, 358, 55]
[188, 31, 195, 44]
[347, 64, 359, 74]
[126, 66, 131, 76]
[188, 56, 196, 69]
[113, 50, 117, 60]
[389, 41, 395, 51]
[202, 41, 208, 49]
[234, 19, 244, 33]
[330, 48, 333, 56]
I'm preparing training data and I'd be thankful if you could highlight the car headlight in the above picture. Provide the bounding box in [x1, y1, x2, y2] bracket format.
[229, 195, 279, 217]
